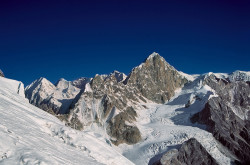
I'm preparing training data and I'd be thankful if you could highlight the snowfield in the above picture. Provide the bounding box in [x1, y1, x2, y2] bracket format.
[0, 77, 134, 165]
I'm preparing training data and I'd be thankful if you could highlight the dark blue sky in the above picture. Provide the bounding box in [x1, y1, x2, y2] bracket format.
[1, 0, 250, 85]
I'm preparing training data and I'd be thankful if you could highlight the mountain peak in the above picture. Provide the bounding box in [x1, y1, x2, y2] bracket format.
[125, 53, 188, 103]
[25, 77, 55, 95]
[139, 52, 172, 71]
[144, 52, 163, 62]
[55, 78, 68, 87]
[147, 52, 160, 59]
[112, 70, 120, 74]
[109, 70, 127, 82]
[59, 78, 67, 81]
[38, 77, 49, 83]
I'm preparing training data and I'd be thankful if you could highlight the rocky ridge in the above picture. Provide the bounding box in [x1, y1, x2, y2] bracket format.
[191, 73, 250, 164]
[124, 53, 188, 103]
[65, 72, 147, 145]
[72, 77, 91, 89]
[158, 138, 218, 165]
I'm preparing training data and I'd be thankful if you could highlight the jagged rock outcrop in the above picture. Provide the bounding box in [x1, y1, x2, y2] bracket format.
[191, 74, 250, 164]
[124, 52, 188, 103]
[107, 107, 141, 145]
[72, 77, 91, 89]
[66, 72, 145, 144]
[108, 70, 127, 83]
[0, 69, 4, 77]
[25, 77, 81, 114]
[158, 138, 218, 165]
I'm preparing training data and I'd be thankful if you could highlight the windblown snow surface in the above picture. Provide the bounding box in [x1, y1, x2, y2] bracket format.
[0, 77, 134, 165]
[115, 73, 232, 165]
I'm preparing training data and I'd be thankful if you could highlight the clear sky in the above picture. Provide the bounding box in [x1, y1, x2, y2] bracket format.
[1, 0, 250, 85]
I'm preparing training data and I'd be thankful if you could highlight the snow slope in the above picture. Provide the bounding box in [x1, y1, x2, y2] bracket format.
[115, 75, 231, 165]
[0, 77, 134, 165]
[0, 77, 25, 98]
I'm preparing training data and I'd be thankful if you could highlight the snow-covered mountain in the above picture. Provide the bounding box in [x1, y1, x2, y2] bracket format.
[25, 77, 81, 114]
[2, 52, 250, 164]
[0, 76, 134, 165]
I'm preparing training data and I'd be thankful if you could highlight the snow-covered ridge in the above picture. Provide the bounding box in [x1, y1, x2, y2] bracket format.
[178, 71, 197, 82]
[25, 77, 81, 114]
[200, 71, 250, 82]
[105, 70, 127, 83]
[0, 76, 25, 98]
[0, 76, 134, 165]
[72, 77, 91, 89]
[229, 70, 250, 82]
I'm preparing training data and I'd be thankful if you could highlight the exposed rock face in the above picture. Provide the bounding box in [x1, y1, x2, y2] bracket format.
[66, 73, 145, 144]
[107, 107, 141, 145]
[158, 138, 218, 165]
[72, 77, 91, 89]
[25, 78, 81, 114]
[124, 52, 188, 103]
[192, 74, 250, 164]
[108, 70, 127, 83]
[0, 69, 4, 77]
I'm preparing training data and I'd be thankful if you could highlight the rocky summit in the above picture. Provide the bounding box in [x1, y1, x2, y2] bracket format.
[124, 52, 188, 103]
[191, 74, 250, 164]
[23, 52, 250, 165]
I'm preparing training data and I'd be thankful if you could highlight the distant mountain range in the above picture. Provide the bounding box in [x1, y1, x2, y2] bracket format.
[1, 52, 250, 165]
